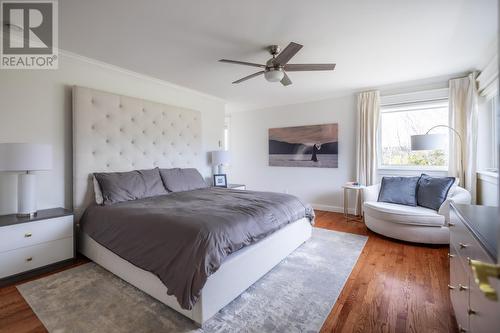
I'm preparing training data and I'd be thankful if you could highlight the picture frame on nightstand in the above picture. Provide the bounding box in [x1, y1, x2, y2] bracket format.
[213, 174, 228, 188]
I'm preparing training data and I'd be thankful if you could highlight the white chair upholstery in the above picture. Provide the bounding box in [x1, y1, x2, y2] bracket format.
[363, 184, 471, 244]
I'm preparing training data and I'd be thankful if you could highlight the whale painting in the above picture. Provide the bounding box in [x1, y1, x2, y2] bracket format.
[269, 123, 338, 168]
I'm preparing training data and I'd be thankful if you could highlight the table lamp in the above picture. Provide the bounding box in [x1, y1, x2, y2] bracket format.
[0, 143, 53, 217]
[211, 150, 230, 174]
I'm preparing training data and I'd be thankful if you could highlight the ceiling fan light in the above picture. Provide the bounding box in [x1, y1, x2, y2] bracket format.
[264, 69, 284, 82]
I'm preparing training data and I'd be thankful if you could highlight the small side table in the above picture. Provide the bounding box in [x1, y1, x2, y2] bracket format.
[342, 185, 365, 221]
[227, 184, 246, 190]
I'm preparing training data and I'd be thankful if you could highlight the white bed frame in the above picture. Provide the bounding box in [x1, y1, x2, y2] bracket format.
[79, 218, 311, 325]
[72, 86, 312, 325]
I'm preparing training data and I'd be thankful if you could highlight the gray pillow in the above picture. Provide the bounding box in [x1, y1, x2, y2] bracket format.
[159, 168, 208, 192]
[377, 176, 420, 206]
[94, 168, 168, 205]
[417, 174, 455, 211]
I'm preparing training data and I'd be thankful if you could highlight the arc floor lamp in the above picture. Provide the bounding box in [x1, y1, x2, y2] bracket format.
[411, 125, 464, 181]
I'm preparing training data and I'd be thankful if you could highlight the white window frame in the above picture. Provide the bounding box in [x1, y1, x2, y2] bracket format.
[477, 56, 499, 172]
[490, 95, 498, 170]
[377, 89, 449, 173]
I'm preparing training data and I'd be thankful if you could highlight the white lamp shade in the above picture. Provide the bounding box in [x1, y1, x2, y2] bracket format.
[211, 150, 230, 165]
[410, 134, 446, 151]
[0, 143, 53, 171]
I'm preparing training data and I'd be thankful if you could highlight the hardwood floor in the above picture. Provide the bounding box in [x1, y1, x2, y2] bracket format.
[316, 211, 457, 333]
[0, 211, 457, 333]
[0, 258, 88, 333]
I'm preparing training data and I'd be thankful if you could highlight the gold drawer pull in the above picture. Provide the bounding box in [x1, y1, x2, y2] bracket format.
[470, 259, 500, 301]
[459, 242, 469, 249]
[447, 253, 455, 258]
[26, 257, 33, 262]
[24, 232, 32, 238]
[447, 284, 456, 290]
[458, 284, 469, 291]
[468, 308, 477, 316]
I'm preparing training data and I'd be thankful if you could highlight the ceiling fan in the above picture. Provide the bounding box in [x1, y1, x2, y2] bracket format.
[219, 42, 335, 86]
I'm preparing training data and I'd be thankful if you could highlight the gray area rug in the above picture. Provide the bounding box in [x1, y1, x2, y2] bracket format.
[17, 228, 366, 333]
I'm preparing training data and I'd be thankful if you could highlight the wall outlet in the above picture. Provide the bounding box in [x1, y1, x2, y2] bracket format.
[284, 188, 289, 194]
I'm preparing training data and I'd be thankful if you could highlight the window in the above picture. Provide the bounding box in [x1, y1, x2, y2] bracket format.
[379, 100, 449, 169]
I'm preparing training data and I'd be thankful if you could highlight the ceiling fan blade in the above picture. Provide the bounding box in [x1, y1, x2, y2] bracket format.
[273, 42, 303, 66]
[232, 71, 265, 84]
[280, 72, 292, 86]
[219, 59, 266, 68]
[284, 63, 336, 71]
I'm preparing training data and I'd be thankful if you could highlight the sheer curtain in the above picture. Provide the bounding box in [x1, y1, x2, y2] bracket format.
[448, 73, 479, 202]
[356, 90, 380, 186]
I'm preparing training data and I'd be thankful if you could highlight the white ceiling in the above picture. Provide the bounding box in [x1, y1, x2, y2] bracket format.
[60, 0, 497, 111]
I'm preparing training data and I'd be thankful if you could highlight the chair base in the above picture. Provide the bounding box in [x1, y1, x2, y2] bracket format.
[365, 214, 449, 245]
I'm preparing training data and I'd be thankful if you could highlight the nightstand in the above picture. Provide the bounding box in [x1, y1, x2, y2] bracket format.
[0, 208, 74, 284]
[227, 184, 246, 190]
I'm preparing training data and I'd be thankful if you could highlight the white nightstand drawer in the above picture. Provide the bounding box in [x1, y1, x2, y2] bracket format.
[0, 237, 74, 279]
[0, 215, 73, 253]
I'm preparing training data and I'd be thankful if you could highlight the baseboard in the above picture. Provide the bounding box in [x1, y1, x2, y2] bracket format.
[311, 204, 357, 215]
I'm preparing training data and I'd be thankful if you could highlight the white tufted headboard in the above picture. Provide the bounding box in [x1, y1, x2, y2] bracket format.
[72, 86, 202, 219]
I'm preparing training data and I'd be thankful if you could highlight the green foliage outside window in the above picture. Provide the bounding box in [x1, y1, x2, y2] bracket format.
[382, 147, 446, 167]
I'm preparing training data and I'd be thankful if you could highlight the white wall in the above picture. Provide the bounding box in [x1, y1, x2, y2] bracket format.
[0, 52, 226, 215]
[477, 172, 498, 206]
[228, 76, 459, 212]
[229, 94, 356, 212]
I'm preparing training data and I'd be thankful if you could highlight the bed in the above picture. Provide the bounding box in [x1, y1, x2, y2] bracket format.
[73, 86, 313, 325]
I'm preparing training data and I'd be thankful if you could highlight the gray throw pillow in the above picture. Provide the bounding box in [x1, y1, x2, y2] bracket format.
[417, 174, 455, 211]
[159, 168, 208, 192]
[94, 168, 168, 205]
[377, 176, 420, 206]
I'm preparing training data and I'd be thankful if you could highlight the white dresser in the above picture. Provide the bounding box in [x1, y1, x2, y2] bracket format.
[449, 203, 500, 333]
[0, 208, 74, 282]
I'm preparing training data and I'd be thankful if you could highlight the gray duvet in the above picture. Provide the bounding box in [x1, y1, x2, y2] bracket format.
[80, 187, 314, 310]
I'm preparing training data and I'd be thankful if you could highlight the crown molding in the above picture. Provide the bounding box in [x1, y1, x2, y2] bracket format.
[59, 50, 226, 103]
[0, 32, 225, 104]
[477, 54, 498, 98]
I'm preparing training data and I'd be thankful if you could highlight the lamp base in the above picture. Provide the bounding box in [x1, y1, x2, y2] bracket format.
[18, 172, 37, 217]
[217, 164, 226, 174]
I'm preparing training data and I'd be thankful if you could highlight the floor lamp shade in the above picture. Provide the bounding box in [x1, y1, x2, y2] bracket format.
[211, 150, 230, 174]
[0, 143, 53, 217]
[410, 134, 446, 151]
